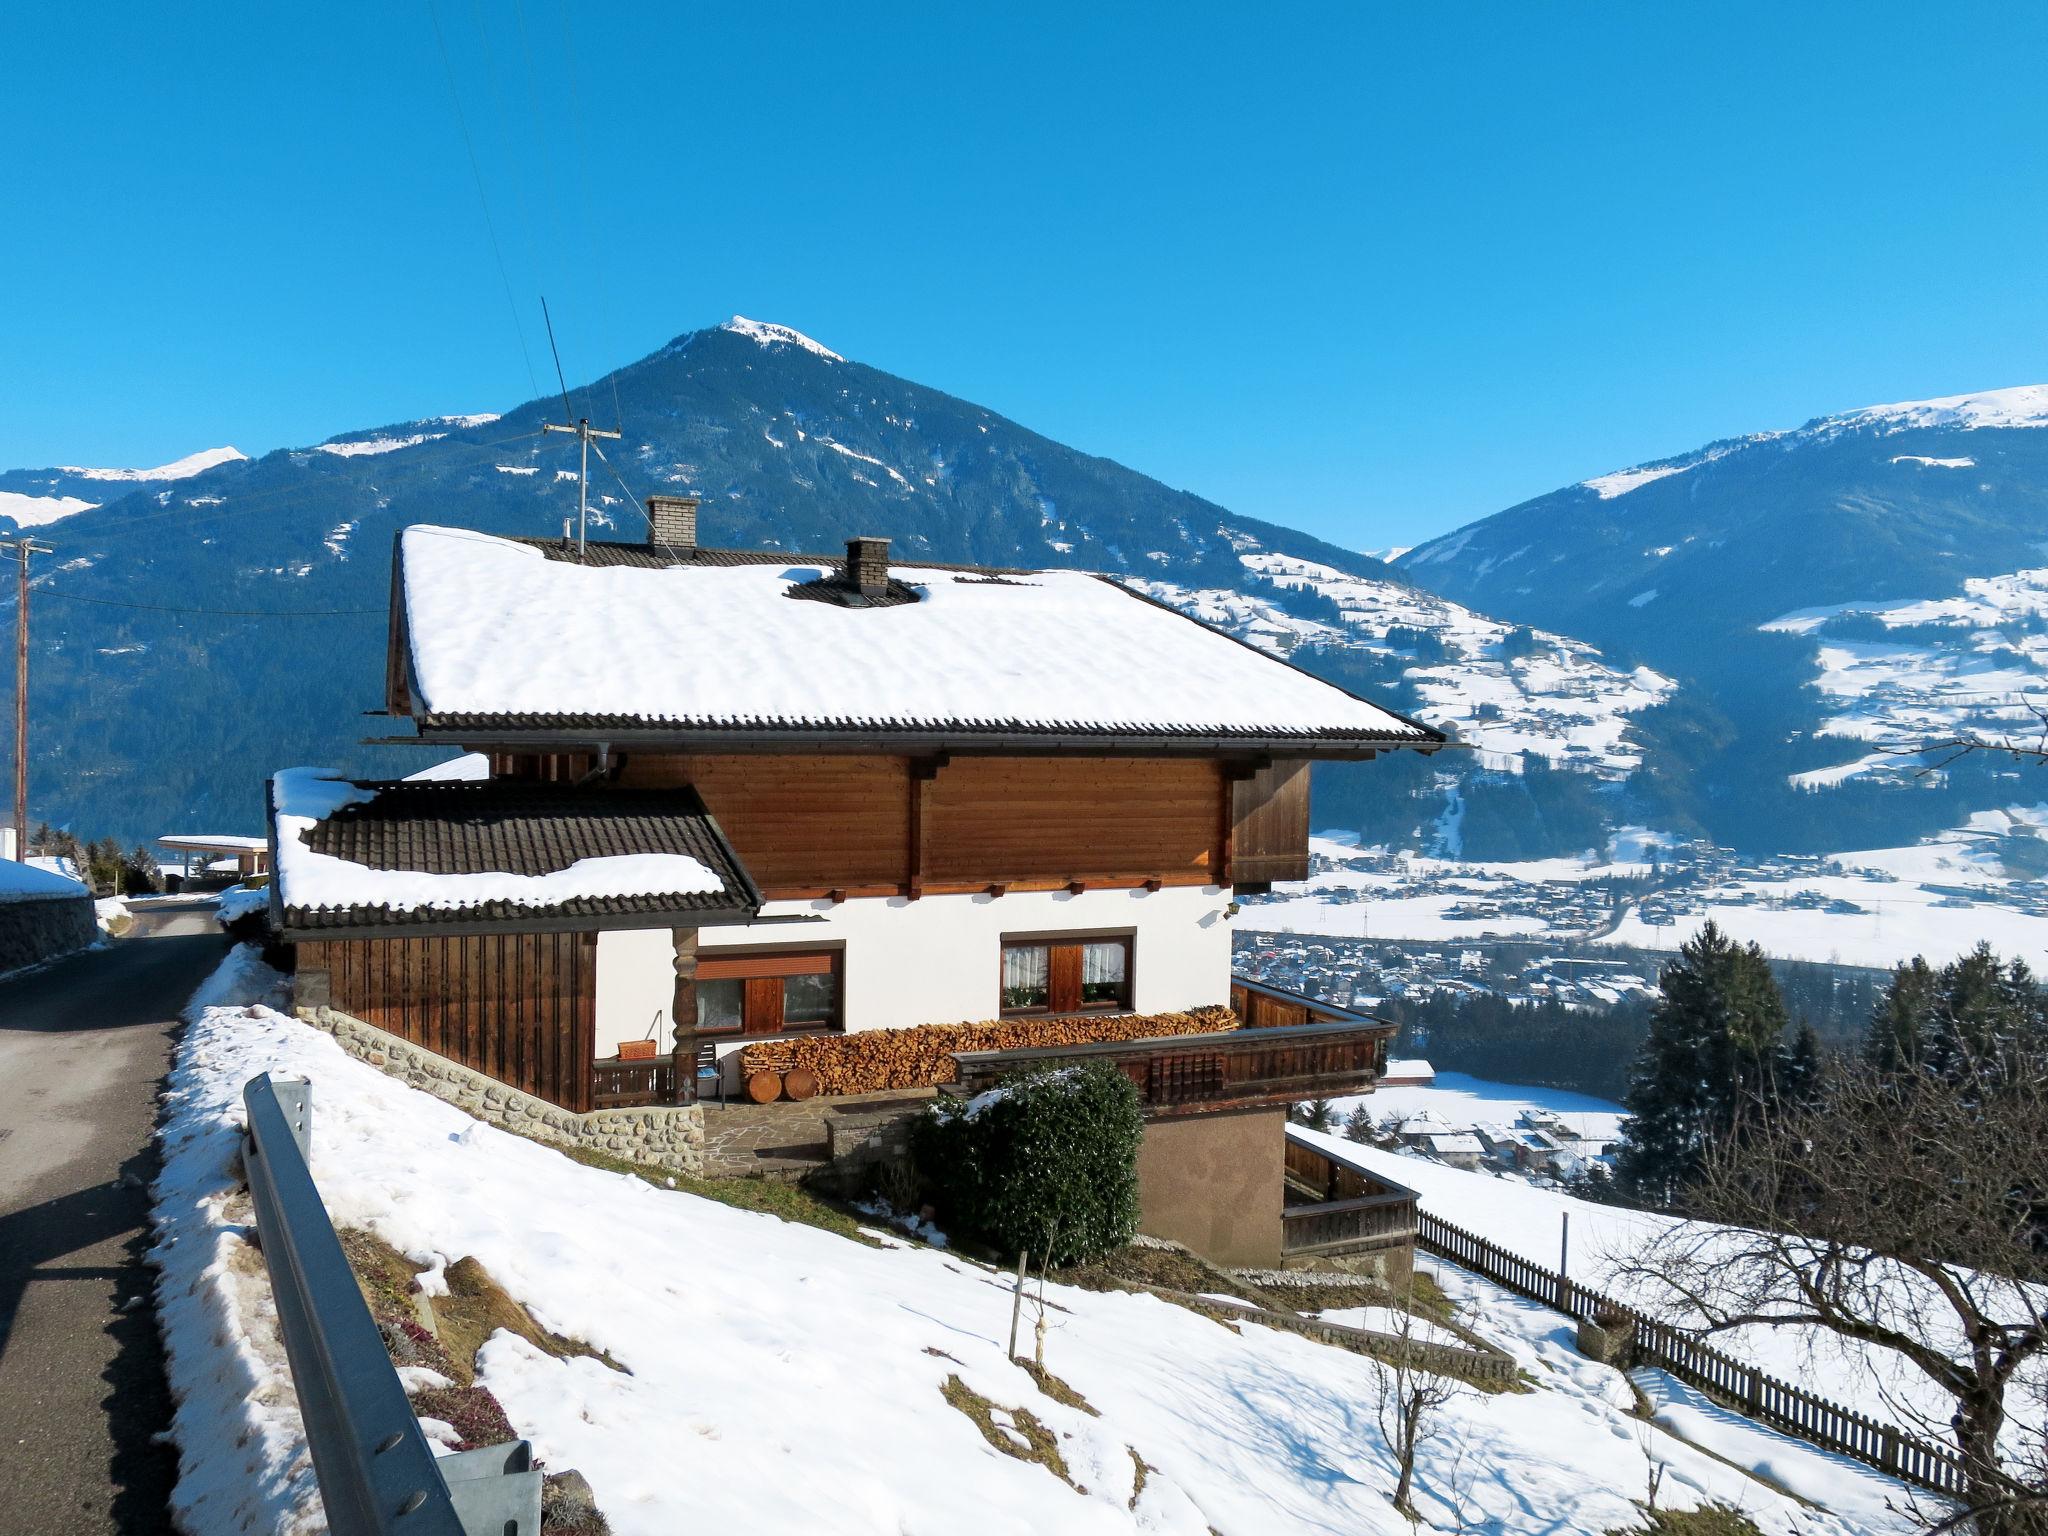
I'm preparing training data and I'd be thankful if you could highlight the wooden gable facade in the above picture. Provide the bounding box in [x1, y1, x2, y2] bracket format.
[482, 748, 1311, 898]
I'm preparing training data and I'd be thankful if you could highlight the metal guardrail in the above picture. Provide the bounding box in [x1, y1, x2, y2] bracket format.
[242, 1073, 544, 1535]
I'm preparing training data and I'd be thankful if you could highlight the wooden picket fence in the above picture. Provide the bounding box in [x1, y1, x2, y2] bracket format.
[1416, 1212, 1969, 1496]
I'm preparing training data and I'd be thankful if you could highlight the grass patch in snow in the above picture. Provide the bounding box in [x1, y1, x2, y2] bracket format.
[1058, 1242, 1261, 1302]
[340, 1227, 619, 1379]
[939, 1374, 1075, 1488]
[1016, 1357, 1099, 1416]
[409, 1384, 518, 1450]
[1609, 1506, 1765, 1536]
[561, 1143, 880, 1246]
[436, 1255, 623, 1376]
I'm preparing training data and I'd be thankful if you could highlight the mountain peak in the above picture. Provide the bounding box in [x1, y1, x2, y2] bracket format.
[719, 316, 843, 362]
[56, 445, 247, 482]
[1821, 383, 2048, 435]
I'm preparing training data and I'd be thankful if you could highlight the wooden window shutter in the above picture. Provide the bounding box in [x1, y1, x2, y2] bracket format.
[743, 976, 786, 1034]
[1047, 943, 1083, 1014]
[1227, 759, 1310, 884]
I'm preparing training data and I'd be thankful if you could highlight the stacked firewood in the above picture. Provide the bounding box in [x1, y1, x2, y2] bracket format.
[740, 1005, 1239, 1098]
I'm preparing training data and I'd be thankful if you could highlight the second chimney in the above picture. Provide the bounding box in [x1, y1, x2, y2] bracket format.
[647, 494, 699, 552]
[846, 536, 890, 595]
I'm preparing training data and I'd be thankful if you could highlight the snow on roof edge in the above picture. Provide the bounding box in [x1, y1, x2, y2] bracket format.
[395, 525, 1436, 744]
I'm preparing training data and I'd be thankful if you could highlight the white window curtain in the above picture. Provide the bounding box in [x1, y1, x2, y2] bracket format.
[1002, 944, 1049, 1007]
[1082, 942, 1126, 987]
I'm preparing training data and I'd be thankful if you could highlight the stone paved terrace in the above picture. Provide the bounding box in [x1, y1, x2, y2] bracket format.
[699, 1086, 937, 1180]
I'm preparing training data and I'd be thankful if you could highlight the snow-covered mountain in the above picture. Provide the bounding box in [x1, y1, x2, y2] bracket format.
[5, 318, 1612, 844]
[1397, 385, 2048, 853]
[1136, 546, 1671, 779]
[0, 446, 247, 529]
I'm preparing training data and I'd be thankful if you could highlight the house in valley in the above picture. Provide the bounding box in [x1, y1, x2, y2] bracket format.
[269, 499, 1443, 1265]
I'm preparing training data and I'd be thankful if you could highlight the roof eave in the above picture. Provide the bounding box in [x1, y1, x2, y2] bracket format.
[381, 723, 1444, 760]
[280, 900, 784, 945]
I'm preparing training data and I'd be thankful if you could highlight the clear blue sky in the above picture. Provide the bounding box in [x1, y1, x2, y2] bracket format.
[5, 2, 2046, 549]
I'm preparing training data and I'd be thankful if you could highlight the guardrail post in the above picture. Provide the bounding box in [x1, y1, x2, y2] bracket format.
[242, 1073, 544, 1536]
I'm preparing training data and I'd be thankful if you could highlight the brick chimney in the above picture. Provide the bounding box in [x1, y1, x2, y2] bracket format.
[647, 495, 699, 552]
[846, 536, 890, 595]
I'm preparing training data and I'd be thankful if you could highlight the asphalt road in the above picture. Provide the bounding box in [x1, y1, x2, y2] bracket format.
[0, 929, 230, 1533]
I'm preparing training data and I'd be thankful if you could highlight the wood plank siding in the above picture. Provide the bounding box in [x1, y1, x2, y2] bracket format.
[299, 932, 598, 1112]
[1225, 759, 1310, 884]
[616, 753, 911, 894]
[493, 750, 1309, 899]
[922, 757, 1220, 888]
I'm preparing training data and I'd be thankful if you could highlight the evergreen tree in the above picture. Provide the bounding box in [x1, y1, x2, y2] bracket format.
[1864, 956, 1937, 1074]
[122, 844, 164, 896]
[1290, 1099, 1337, 1132]
[1341, 1103, 1375, 1143]
[1867, 943, 2048, 1091]
[1614, 922, 1799, 1208]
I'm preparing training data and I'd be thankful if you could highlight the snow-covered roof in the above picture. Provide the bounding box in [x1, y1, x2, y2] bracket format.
[394, 526, 1438, 752]
[159, 834, 269, 853]
[268, 767, 762, 938]
[0, 858, 88, 903]
[1381, 1057, 1434, 1080]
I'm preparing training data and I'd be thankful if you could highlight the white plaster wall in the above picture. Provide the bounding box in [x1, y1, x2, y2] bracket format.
[595, 926, 677, 1057]
[698, 883, 1236, 1033]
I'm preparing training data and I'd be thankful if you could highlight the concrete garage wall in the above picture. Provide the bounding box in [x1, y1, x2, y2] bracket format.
[1135, 1106, 1285, 1268]
[0, 894, 97, 975]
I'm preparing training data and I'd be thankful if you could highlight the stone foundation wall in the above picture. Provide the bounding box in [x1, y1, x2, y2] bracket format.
[817, 1104, 921, 1195]
[298, 1006, 705, 1174]
[0, 894, 97, 975]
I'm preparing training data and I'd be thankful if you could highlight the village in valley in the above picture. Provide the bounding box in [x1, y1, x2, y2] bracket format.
[6, 11, 2048, 1536]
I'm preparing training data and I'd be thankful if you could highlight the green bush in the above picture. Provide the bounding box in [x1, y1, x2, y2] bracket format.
[911, 1063, 1143, 1265]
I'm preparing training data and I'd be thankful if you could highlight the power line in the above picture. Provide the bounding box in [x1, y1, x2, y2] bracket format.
[426, 0, 543, 401]
[33, 591, 387, 618]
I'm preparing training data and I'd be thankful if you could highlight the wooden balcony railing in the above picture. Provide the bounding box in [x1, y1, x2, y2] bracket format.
[1230, 974, 1381, 1031]
[951, 1013, 1395, 1115]
[1281, 1129, 1420, 1257]
[1282, 1192, 1418, 1257]
[591, 1053, 678, 1110]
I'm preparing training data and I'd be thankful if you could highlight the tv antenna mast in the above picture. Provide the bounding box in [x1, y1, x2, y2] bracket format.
[0, 536, 50, 861]
[538, 297, 618, 557]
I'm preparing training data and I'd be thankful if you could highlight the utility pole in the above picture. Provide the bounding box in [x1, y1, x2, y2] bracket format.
[0, 537, 51, 862]
[541, 418, 620, 556]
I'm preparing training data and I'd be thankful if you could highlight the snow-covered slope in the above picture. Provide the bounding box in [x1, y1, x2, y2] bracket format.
[156, 953, 1911, 1536]
[0, 446, 247, 530]
[1763, 566, 2048, 785]
[58, 446, 248, 482]
[1395, 381, 2048, 855]
[1134, 542, 1672, 777]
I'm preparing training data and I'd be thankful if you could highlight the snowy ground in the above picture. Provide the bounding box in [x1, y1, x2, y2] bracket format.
[1332, 1071, 1627, 1146]
[1290, 1124, 2045, 1470]
[155, 950, 1910, 1536]
[1250, 821, 2048, 970]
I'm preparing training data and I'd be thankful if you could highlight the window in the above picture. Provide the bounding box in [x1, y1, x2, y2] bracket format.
[999, 934, 1132, 1016]
[693, 949, 842, 1036]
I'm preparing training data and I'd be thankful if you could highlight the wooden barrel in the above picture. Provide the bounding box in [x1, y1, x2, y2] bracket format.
[746, 1070, 785, 1105]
